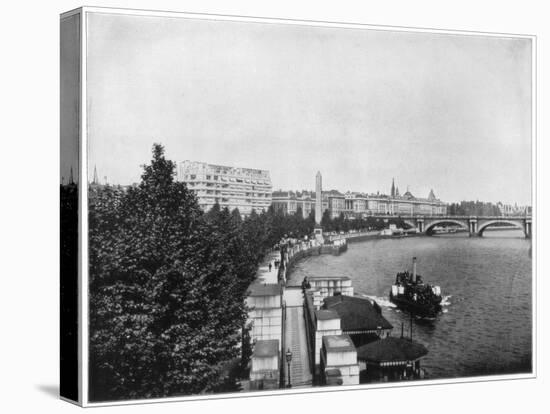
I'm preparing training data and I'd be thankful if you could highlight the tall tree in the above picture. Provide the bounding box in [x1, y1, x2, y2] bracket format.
[89, 144, 249, 401]
[321, 209, 332, 231]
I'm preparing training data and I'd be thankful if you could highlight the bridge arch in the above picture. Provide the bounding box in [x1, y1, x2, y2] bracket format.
[424, 219, 468, 235]
[477, 220, 524, 236]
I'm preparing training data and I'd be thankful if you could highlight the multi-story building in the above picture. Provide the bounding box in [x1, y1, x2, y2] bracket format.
[341, 188, 446, 217]
[271, 190, 315, 218]
[497, 202, 532, 216]
[272, 177, 447, 219]
[177, 160, 272, 216]
[271, 189, 344, 219]
[325, 190, 346, 219]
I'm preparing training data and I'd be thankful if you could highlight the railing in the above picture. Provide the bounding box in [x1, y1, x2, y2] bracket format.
[327, 230, 379, 242]
[367, 214, 532, 220]
[302, 293, 316, 378]
[280, 299, 287, 388]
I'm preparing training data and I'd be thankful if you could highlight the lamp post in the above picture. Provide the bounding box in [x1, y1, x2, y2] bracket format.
[285, 348, 292, 388]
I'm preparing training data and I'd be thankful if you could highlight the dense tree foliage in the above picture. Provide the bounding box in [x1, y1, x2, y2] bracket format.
[318, 211, 411, 232]
[447, 201, 502, 216]
[89, 145, 260, 401]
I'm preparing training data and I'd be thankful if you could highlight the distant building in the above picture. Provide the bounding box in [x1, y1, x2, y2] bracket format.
[271, 190, 315, 218]
[272, 177, 447, 219]
[177, 160, 272, 216]
[345, 184, 447, 216]
[497, 202, 532, 216]
[326, 190, 346, 219]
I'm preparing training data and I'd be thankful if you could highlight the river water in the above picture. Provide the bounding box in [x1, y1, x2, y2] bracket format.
[289, 230, 532, 380]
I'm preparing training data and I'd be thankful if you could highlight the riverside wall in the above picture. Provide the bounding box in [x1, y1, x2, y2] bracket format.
[279, 230, 423, 285]
[278, 241, 347, 285]
[328, 230, 432, 244]
[278, 231, 391, 285]
[328, 231, 380, 244]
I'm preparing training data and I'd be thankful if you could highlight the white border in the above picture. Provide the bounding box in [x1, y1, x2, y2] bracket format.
[532, 32, 537, 382]
[65, 6, 537, 408]
[80, 8, 89, 407]
[59, 9, 84, 406]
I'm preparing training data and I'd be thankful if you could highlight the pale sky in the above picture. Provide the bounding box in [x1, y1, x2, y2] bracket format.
[60, 14, 80, 184]
[86, 12, 532, 205]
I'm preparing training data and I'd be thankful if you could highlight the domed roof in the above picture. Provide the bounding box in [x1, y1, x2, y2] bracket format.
[403, 186, 414, 199]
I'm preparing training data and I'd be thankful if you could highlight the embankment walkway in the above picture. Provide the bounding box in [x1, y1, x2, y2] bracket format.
[283, 288, 312, 388]
[249, 240, 346, 389]
[255, 250, 281, 285]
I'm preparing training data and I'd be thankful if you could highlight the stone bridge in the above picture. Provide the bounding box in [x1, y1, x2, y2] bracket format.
[376, 215, 532, 238]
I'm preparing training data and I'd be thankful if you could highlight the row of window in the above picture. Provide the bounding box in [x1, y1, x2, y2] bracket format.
[200, 198, 271, 206]
[275, 199, 446, 215]
[182, 173, 270, 186]
[194, 189, 271, 198]
[189, 182, 271, 192]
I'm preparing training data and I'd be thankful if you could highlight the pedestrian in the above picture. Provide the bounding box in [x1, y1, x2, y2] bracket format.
[268, 262, 272, 272]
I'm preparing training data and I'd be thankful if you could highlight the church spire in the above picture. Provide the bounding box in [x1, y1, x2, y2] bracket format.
[391, 178, 395, 197]
[93, 165, 99, 185]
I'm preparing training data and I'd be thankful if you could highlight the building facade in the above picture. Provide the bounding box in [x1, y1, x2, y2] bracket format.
[271, 190, 315, 218]
[272, 178, 447, 219]
[326, 190, 346, 219]
[177, 160, 272, 216]
[497, 202, 532, 216]
[343, 188, 447, 217]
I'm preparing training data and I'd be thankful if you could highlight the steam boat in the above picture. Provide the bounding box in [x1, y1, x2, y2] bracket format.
[389, 257, 442, 318]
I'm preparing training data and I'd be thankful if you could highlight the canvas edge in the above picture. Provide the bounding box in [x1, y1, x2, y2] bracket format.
[60, 7, 84, 407]
[59, 5, 537, 408]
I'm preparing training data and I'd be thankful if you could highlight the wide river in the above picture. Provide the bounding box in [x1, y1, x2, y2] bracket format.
[289, 229, 532, 380]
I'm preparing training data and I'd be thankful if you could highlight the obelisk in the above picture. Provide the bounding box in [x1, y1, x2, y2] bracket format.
[314, 171, 324, 242]
[315, 171, 322, 225]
